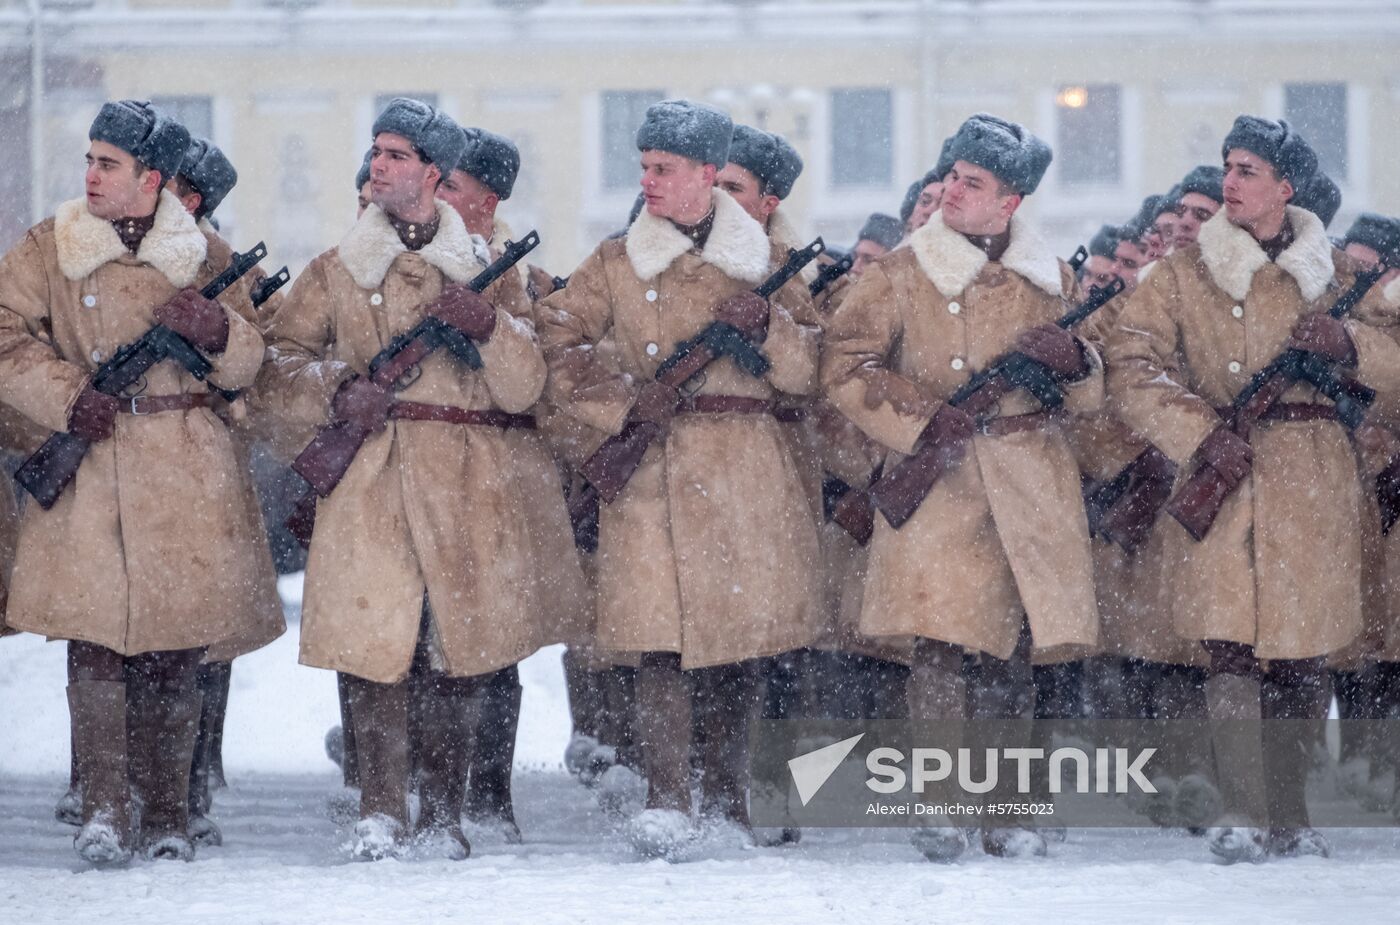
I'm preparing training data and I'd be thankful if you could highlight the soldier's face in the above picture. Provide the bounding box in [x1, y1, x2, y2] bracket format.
[1112, 239, 1147, 292]
[85, 141, 158, 221]
[640, 151, 716, 224]
[716, 163, 779, 226]
[163, 177, 202, 218]
[1222, 149, 1293, 234]
[370, 132, 441, 217]
[1152, 212, 1178, 253]
[437, 169, 499, 229]
[940, 161, 1020, 236]
[1173, 192, 1219, 247]
[909, 181, 943, 232]
[1138, 226, 1166, 262]
[850, 239, 889, 279]
[1081, 256, 1118, 292]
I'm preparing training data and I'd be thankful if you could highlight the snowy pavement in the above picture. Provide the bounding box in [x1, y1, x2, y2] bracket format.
[3, 580, 1400, 924]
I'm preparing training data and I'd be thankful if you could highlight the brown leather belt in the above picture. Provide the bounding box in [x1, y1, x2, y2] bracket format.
[680, 395, 775, 416]
[122, 393, 217, 415]
[978, 409, 1059, 436]
[388, 401, 536, 429]
[1214, 403, 1337, 425]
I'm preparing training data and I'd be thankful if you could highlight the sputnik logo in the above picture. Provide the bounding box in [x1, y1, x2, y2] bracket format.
[788, 734, 865, 806]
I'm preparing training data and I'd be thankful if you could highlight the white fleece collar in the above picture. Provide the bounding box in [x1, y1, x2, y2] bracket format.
[338, 200, 490, 290]
[908, 209, 1062, 299]
[766, 207, 819, 285]
[54, 188, 207, 287]
[1380, 275, 1400, 310]
[1196, 205, 1334, 303]
[625, 188, 772, 284]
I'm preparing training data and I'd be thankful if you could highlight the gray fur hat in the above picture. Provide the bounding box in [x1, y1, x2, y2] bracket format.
[945, 113, 1052, 195]
[371, 97, 468, 178]
[1125, 195, 1167, 239]
[1292, 171, 1342, 228]
[726, 124, 803, 200]
[355, 149, 372, 191]
[178, 137, 237, 218]
[858, 213, 904, 251]
[1343, 212, 1400, 265]
[932, 135, 956, 182]
[458, 128, 521, 200]
[1178, 165, 1224, 204]
[1221, 115, 1318, 188]
[89, 100, 190, 182]
[899, 178, 925, 226]
[1088, 224, 1123, 258]
[635, 99, 733, 168]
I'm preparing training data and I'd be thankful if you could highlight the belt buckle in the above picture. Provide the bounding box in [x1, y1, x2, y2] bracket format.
[129, 396, 147, 416]
[976, 416, 995, 436]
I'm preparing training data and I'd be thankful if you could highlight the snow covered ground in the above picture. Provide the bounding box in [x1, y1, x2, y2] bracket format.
[3, 577, 1400, 924]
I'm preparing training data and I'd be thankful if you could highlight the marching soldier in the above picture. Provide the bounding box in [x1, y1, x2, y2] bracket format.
[0, 100, 270, 864]
[1106, 116, 1400, 862]
[823, 114, 1104, 861]
[1169, 166, 1224, 250]
[539, 100, 822, 858]
[167, 134, 287, 848]
[436, 125, 589, 841]
[849, 213, 904, 280]
[262, 98, 583, 860]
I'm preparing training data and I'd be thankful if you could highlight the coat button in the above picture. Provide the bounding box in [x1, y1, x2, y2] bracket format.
[1228, 360, 1242, 374]
[947, 301, 961, 315]
[91, 349, 103, 363]
[645, 289, 658, 303]
[82, 294, 97, 308]
[951, 357, 965, 371]
[370, 293, 383, 306]
[1231, 305, 1244, 319]
[646, 342, 659, 357]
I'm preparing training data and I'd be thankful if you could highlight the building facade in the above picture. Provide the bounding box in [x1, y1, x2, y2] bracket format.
[1, 0, 1396, 273]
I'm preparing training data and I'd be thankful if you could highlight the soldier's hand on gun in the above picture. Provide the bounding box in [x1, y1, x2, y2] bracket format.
[1196, 425, 1253, 486]
[1288, 312, 1355, 364]
[67, 383, 121, 443]
[427, 286, 498, 342]
[331, 376, 393, 433]
[629, 381, 681, 427]
[154, 288, 229, 352]
[712, 291, 770, 341]
[1015, 323, 1088, 379]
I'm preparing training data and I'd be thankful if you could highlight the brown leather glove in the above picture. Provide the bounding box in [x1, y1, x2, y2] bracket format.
[712, 291, 770, 341]
[629, 381, 681, 427]
[1289, 312, 1355, 364]
[1015, 324, 1088, 379]
[154, 288, 229, 352]
[1197, 425, 1253, 486]
[427, 287, 497, 342]
[68, 384, 120, 443]
[916, 402, 975, 449]
[331, 376, 393, 433]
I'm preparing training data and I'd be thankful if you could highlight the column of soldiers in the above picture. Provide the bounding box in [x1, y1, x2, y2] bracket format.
[4, 93, 1400, 870]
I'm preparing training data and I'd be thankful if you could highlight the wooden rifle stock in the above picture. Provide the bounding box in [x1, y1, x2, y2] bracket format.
[577, 238, 826, 504]
[284, 232, 541, 539]
[869, 278, 1124, 529]
[1167, 266, 1384, 541]
[15, 242, 268, 508]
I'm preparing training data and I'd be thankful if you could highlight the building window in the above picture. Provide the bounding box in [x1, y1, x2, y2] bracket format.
[149, 95, 213, 141]
[601, 90, 664, 191]
[1284, 82, 1347, 183]
[1055, 84, 1121, 186]
[830, 88, 892, 188]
